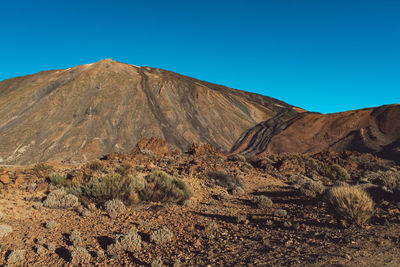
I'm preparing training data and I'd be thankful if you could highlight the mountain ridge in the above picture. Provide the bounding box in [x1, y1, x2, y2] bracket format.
[231, 104, 400, 160]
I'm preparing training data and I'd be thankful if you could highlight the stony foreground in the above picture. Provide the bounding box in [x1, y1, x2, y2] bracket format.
[0, 144, 400, 266]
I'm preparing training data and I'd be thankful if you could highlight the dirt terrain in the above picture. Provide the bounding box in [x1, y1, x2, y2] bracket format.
[1, 139, 399, 266]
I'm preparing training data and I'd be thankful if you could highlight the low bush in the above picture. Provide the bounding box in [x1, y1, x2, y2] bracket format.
[7, 249, 26, 264]
[0, 224, 13, 237]
[325, 185, 374, 227]
[43, 190, 79, 209]
[78, 172, 145, 204]
[141, 171, 191, 203]
[364, 170, 400, 193]
[49, 173, 67, 185]
[207, 170, 243, 190]
[291, 175, 326, 198]
[253, 195, 273, 209]
[150, 226, 174, 245]
[70, 230, 82, 247]
[33, 163, 54, 177]
[108, 229, 142, 254]
[71, 247, 91, 265]
[104, 199, 125, 218]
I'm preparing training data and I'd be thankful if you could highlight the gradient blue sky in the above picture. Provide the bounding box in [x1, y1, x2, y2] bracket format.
[1, 0, 399, 113]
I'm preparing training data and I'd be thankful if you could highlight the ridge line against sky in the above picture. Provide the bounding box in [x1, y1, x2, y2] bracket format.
[0, 0, 399, 113]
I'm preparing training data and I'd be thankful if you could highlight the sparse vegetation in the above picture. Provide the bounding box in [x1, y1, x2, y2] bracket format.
[254, 195, 273, 209]
[49, 173, 67, 185]
[76, 172, 145, 204]
[45, 220, 57, 229]
[71, 247, 91, 265]
[108, 229, 142, 254]
[33, 163, 55, 177]
[207, 170, 243, 190]
[228, 154, 247, 162]
[43, 189, 79, 209]
[70, 230, 83, 247]
[151, 256, 164, 267]
[326, 185, 374, 227]
[7, 249, 26, 264]
[104, 199, 125, 218]
[150, 226, 174, 245]
[141, 170, 191, 203]
[0, 224, 13, 237]
[364, 170, 400, 194]
[291, 175, 326, 198]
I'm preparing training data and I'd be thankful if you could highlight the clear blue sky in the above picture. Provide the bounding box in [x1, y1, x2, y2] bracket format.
[1, 0, 399, 113]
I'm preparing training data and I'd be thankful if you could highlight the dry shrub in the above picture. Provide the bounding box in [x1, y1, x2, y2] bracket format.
[71, 247, 91, 265]
[33, 163, 54, 177]
[142, 171, 191, 203]
[151, 256, 164, 267]
[108, 229, 142, 254]
[78, 172, 145, 204]
[150, 226, 174, 245]
[0, 225, 13, 237]
[291, 175, 326, 198]
[7, 249, 26, 264]
[253, 195, 273, 209]
[43, 190, 79, 209]
[326, 186, 374, 227]
[104, 199, 125, 218]
[228, 154, 247, 162]
[70, 230, 82, 247]
[49, 173, 67, 185]
[364, 170, 400, 193]
[207, 170, 243, 190]
[281, 154, 350, 181]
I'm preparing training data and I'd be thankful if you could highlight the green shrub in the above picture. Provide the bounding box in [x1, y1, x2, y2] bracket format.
[142, 171, 191, 203]
[325, 185, 374, 227]
[33, 163, 55, 177]
[79, 172, 145, 204]
[49, 173, 67, 185]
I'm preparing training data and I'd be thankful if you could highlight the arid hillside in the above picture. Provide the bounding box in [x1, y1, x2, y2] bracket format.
[0, 59, 299, 164]
[231, 104, 400, 160]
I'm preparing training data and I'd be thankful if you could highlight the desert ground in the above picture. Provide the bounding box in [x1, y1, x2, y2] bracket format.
[0, 139, 399, 266]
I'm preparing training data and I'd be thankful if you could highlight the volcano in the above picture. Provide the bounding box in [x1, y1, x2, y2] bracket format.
[0, 59, 299, 164]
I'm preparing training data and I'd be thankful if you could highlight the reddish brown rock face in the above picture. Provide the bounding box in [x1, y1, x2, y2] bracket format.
[0, 59, 297, 164]
[231, 104, 400, 160]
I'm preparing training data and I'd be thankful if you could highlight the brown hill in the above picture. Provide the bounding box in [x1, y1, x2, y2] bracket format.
[0, 59, 298, 164]
[231, 104, 400, 160]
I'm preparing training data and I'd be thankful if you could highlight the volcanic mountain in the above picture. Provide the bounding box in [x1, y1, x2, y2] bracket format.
[231, 104, 400, 160]
[0, 59, 300, 164]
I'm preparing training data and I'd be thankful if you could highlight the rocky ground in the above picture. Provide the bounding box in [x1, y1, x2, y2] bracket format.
[0, 139, 400, 266]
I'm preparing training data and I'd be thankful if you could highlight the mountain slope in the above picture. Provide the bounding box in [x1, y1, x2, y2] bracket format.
[0, 59, 299, 164]
[231, 104, 400, 160]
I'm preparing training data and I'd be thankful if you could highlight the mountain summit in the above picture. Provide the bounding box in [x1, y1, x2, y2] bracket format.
[0, 59, 299, 164]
